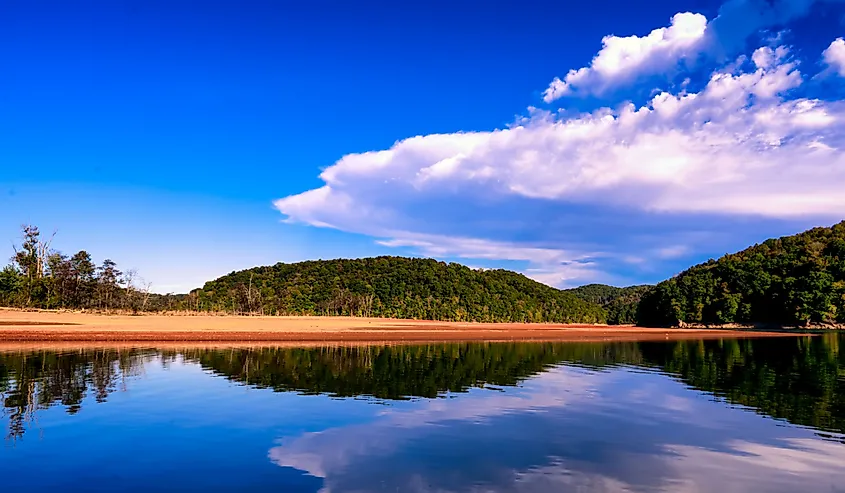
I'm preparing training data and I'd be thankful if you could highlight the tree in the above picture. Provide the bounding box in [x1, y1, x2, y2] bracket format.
[96, 259, 123, 309]
[11, 225, 54, 305]
[70, 250, 96, 307]
[46, 252, 72, 308]
[0, 265, 22, 305]
[123, 268, 153, 313]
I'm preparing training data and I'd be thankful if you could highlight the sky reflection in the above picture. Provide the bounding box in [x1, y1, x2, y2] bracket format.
[1, 342, 844, 492]
[269, 366, 845, 493]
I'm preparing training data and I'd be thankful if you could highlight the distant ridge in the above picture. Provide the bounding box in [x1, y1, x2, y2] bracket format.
[566, 284, 652, 324]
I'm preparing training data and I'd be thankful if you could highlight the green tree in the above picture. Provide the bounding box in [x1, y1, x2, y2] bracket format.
[12, 225, 52, 305]
[96, 259, 123, 309]
[0, 265, 22, 305]
[70, 250, 96, 307]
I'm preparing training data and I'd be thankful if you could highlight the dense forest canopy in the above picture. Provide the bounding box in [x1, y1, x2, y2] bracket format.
[191, 257, 607, 323]
[566, 284, 652, 324]
[637, 221, 845, 327]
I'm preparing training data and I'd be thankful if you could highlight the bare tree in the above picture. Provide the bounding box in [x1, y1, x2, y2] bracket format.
[12, 225, 56, 306]
[122, 269, 153, 313]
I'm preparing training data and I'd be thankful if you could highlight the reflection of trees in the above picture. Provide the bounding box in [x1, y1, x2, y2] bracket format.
[184, 343, 643, 399]
[2, 336, 844, 441]
[0, 350, 155, 441]
[638, 334, 845, 434]
[0, 343, 638, 439]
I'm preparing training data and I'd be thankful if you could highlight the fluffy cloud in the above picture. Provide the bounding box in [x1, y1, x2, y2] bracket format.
[823, 38, 845, 76]
[280, 50, 833, 220]
[275, 41, 844, 286]
[375, 233, 603, 287]
[542, 12, 708, 101]
[543, 0, 845, 101]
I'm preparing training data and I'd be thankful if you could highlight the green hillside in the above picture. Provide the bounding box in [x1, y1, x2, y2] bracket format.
[566, 284, 652, 324]
[637, 221, 845, 327]
[190, 256, 607, 323]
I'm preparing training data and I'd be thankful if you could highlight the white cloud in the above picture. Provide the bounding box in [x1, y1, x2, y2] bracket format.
[275, 46, 844, 285]
[280, 51, 825, 219]
[751, 45, 789, 70]
[543, 0, 845, 101]
[542, 12, 708, 101]
[375, 233, 603, 287]
[823, 37, 845, 76]
[655, 245, 690, 259]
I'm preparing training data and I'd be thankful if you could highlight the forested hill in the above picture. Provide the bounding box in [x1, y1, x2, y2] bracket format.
[566, 284, 652, 324]
[637, 221, 845, 327]
[190, 256, 607, 323]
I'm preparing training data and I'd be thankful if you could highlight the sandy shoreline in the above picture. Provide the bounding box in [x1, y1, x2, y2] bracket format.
[0, 309, 811, 344]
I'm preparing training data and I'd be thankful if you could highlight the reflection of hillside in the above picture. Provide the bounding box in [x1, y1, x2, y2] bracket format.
[638, 334, 845, 435]
[185, 343, 643, 399]
[2, 336, 844, 441]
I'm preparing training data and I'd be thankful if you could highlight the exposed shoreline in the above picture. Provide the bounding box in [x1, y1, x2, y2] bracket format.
[0, 309, 812, 344]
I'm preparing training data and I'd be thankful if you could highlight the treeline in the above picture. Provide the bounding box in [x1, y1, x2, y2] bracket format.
[10, 219, 845, 328]
[189, 257, 607, 323]
[0, 225, 183, 312]
[0, 224, 622, 322]
[566, 284, 652, 324]
[638, 221, 845, 327]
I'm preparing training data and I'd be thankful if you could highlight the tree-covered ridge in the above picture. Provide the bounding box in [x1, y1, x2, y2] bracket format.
[566, 284, 652, 324]
[191, 256, 607, 323]
[637, 221, 845, 327]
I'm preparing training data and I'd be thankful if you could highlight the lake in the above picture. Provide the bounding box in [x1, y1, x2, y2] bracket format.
[1, 335, 844, 492]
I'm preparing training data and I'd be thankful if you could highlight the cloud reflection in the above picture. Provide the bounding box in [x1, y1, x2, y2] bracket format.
[269, 366, 845, 492]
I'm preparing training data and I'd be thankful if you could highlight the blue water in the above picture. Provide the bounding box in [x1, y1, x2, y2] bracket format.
[1, 338, 844, 492]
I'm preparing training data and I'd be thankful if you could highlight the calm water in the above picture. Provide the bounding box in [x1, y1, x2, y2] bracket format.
[1, 336, 844, 492]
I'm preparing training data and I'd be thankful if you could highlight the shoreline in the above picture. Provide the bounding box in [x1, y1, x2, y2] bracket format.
[0, 309, 812, 344]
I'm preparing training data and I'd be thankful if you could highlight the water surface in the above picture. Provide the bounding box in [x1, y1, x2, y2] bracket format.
[1, 335, 844, 492]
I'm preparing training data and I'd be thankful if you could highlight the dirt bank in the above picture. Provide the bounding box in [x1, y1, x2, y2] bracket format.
[0, 309, 811, 344]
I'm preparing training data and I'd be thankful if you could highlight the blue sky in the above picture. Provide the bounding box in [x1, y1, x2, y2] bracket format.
[2, 0, 845, 293]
